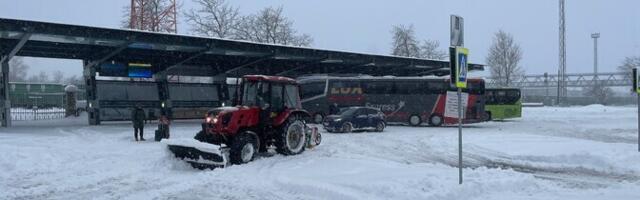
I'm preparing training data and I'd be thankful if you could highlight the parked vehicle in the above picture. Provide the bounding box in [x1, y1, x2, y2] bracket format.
[166, 75, 322, 169]
[323, 107, 386, 133]
[484, 88, 522, 120]
[298, 75, 485, 126]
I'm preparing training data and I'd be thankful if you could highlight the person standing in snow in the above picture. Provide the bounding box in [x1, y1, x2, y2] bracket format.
[329, 103, 339, 115]
[131, 104, 146, 141]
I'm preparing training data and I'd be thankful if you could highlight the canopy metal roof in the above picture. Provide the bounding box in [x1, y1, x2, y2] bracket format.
[0, 18, 483, 78]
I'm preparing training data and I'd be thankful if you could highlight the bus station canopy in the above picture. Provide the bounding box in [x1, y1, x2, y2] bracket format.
[0, 18, 484, 78]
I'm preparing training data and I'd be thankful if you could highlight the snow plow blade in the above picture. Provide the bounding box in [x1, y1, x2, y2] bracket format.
[163, 138, 229, 170]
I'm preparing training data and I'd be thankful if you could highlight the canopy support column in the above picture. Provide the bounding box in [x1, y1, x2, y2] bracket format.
[84, 60, 100, 125]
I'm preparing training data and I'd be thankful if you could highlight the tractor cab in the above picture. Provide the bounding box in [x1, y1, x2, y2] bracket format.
[236, 75, 302, 111]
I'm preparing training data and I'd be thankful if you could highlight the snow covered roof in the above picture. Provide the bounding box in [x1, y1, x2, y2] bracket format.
[0, 17, 484, 78]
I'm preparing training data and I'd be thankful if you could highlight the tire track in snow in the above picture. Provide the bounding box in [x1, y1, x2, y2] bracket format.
[426, 145, 640, 189]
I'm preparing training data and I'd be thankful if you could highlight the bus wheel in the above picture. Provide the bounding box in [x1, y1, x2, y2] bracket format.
[428, 114, 443, 127]
[483, 111, 492, 121]
[313, 113, 324, 124]
[408, 115, 422, 126]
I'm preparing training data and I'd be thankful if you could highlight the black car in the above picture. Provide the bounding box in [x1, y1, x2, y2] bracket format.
[323, 107, 386, 133]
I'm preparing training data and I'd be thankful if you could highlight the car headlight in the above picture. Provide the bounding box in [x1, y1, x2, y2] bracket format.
[213, 118, 219, 124]
[206, 117, 213, 123]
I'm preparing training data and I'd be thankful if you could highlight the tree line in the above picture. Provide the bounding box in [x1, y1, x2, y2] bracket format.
[10, 0, 640, 104]
[8, 57, 83, 85]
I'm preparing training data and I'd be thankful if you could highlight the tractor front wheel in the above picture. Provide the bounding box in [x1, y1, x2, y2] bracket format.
[276, 116, 307, 155]
[229, 131, 259, 165]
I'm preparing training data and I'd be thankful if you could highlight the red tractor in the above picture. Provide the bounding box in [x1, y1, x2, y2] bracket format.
[166, 75, 321, 169]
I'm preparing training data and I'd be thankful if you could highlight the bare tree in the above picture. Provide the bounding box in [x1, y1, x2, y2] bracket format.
[8, 57, 29, 82]
[390, 24, 421, 58]
[583, 84, 614, 105]
[27, 71, 49, 83]
[486, 30, 524, 87]
[420, 39, 447, 60]
[64, 75, 83, 86]
[52, 70, 65, 83]
[234, 6, 312, 47]
[122, 0, 179, 33]
[618, 56, 640, 78]
[185, 0, 240, 38]
[390, 24, 446, 60]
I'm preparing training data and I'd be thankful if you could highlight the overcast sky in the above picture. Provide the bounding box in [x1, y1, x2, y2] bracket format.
[0, 0, 638, 78]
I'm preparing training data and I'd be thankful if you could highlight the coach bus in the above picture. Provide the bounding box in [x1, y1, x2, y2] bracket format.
[298, 75, 486, 126]
[484, 88, 522, 120]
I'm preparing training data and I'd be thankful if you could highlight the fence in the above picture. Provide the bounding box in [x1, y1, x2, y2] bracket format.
[11, 108, 66, 121]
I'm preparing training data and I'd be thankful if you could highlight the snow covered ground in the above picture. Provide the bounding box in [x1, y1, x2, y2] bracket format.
[1, 105, 640, 200]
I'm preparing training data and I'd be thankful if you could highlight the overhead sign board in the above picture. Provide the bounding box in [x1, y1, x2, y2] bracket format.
[449, 47, 469, 88]
[450, 15, 464, 47]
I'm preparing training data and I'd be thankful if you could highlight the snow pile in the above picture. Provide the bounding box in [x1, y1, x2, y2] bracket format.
[1, 106, 640, 199]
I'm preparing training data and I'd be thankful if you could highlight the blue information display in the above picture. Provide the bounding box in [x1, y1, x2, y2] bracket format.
[128, 63, 153, 78]
[99, 62, 128, 77]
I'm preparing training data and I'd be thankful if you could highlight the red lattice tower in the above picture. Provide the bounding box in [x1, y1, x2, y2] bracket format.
[129, 0, 178, 33]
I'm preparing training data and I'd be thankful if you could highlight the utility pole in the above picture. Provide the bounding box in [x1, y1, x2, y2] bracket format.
[130, 0, 178, 33]
[557, 0, 567, 106]
[591, 33, 600, 75]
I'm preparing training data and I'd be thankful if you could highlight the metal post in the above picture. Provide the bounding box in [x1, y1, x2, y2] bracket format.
[637, 93, 639, 152]
[458, 87, 463, 184]
[0, 57, 10, 127]
[156, 71, 171, 119]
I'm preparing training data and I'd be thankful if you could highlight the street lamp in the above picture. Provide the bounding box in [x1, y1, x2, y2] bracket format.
[591, 33, 600, 75]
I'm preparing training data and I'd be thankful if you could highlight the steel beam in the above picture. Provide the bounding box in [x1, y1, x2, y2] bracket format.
[164, 50, 208, 73]
[0, 32, 32, 64]
[223, 54, 275, 76]
[84, 41, 133, 70]
[276, 56, 328, 76]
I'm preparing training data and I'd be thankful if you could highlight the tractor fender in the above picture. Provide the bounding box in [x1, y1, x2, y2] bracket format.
[273, 109, 310, 127]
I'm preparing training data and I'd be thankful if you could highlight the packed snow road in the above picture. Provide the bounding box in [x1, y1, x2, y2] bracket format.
[2, 105, 640, 200]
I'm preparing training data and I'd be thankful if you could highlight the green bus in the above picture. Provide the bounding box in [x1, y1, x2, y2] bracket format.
[484, 88, 522, 120]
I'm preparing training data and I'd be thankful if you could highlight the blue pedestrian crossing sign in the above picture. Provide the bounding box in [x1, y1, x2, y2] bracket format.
[449, 47, 469, 88]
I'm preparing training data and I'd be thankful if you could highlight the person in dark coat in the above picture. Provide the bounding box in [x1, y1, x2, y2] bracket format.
[329, 103, 339, 115]
[132, 104, 146, 141]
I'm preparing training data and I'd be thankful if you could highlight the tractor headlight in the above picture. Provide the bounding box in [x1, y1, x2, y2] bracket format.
[206, 116, 213, 123]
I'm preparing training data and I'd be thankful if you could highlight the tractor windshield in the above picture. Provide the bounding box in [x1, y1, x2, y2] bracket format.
[241, 81, 259, 107]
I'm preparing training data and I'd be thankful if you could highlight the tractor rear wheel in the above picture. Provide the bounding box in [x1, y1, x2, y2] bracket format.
[229, 131, 259, 165]
[276, 116, 307, 155]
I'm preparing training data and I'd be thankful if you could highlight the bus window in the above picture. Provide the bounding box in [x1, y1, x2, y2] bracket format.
[427, 81, 447, 94]
[364, 81, 394, 94]
[329, 80, 361, 95]
[300, 82, 325, 99]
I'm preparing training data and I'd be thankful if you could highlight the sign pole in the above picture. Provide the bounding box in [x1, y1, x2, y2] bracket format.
[451, 14, 466, 184]
[457, 87, 463, 184]
[633, 68, 639, 152]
